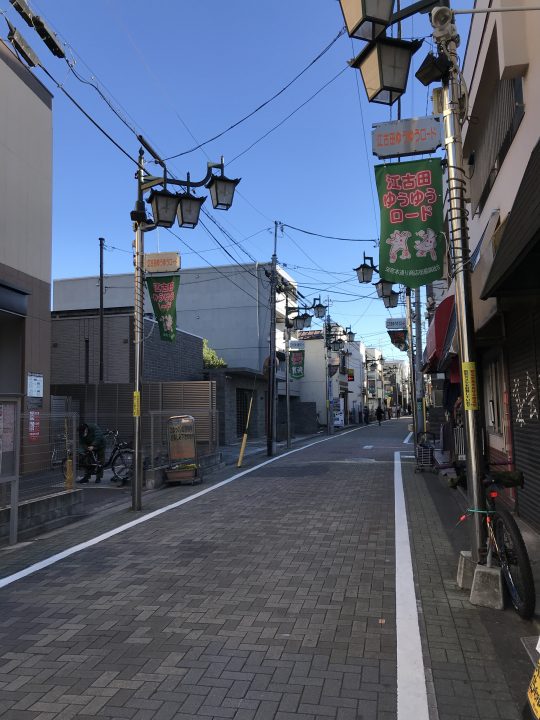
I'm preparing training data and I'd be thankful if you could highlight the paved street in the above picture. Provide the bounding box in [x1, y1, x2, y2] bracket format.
[0, 419, 538, 719]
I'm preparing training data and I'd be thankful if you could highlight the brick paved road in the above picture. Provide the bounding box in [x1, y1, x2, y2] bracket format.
[0, 420, 535, 719]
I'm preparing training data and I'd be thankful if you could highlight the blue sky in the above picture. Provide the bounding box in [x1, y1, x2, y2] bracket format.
[2, 0, 471, 358]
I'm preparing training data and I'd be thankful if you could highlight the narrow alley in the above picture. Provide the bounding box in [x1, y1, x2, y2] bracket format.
[0, 419, 538, 720]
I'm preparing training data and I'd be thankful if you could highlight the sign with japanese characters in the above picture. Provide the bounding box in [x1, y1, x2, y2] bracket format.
[375, 158, 444, 289]
[372, 116, 442, 159]
[146, 275, 180, 342]
[144, 252, 180, 274]
[289, 350, 305, 379]
[462, 362, 479, 410]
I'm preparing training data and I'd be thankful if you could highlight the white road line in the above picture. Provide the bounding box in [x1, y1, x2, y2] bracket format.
[403, 432, 413, 444]
[363, 445, 373, 449]
[0, 428, 360, 590]
[394, 451, 431, 720]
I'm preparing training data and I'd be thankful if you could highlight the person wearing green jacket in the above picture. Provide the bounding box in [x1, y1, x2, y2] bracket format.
[77, 422, 106, 483]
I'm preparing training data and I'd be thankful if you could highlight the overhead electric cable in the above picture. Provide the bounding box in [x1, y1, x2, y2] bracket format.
[164, 28, 346, 162]
[283, 222, 377, 243]
[229, 66, 348, 165]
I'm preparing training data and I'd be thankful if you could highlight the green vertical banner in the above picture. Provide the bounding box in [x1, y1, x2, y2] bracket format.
[289, 350, 305, 379]
[375, 158, 444, 289]
[146, 274, 180, 342]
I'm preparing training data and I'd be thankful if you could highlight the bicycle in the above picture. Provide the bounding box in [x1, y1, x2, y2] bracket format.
[459, 469, 536, 619]
[66, 429, 134, 484]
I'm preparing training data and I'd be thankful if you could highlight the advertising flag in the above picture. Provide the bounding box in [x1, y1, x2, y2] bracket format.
[289, 350, 305, 379]
[146, 275, 180, 342]
[375, 158, 444, 289]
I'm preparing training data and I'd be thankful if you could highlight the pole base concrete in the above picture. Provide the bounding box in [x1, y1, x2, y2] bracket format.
[457, 550, 475, 590]
[469, 564, 504, 611]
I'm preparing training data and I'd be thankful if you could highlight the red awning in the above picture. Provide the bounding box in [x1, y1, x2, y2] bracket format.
[422, 295, 455, 373]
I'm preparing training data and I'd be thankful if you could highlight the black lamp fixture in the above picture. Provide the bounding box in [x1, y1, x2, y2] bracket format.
[346, 326, 356, 342]
[383, 290, 400, 308]
[147, 188, 179, 229]
[206, 172, 240, 210]
[374, 279, 394, 298]
[331, 338, 345, 352]
[354, 253, 378, 284]
[299, 310, 312, 329]
[177, 191, 206, 229]
[350, 36, 422, 105]
[312, 297, 327, 319]
[339, 0, 395, 41]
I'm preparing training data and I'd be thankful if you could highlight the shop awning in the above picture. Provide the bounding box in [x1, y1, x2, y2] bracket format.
[481, 138, 540, 299]
[422, 294, 455, 373]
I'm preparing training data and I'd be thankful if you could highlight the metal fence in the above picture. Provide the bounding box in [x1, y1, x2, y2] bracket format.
[4, 412, 80, 504]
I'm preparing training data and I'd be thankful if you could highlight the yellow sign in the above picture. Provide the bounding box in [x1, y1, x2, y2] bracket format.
[527, 659, 540, 719]
[462, 362, 479, 410]
[133, 391, 140, 417]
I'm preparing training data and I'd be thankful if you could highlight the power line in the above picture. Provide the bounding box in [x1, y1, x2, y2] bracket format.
[283, 222, 378, 244]
[163, 28, 346, 162]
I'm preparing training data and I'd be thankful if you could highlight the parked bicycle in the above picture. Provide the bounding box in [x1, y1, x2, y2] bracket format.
[458, 469, 536, 619]
[64, 429, 134, 484]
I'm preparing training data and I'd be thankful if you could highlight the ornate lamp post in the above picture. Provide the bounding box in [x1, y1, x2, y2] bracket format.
[130, 138, 240, 511]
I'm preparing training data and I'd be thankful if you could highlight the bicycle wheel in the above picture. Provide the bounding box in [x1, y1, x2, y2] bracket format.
[112, 450, 134, 482]
[493, 508, 536, 619]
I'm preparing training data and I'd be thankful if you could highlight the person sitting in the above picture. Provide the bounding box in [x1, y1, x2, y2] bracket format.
[77, 422, 105, 483]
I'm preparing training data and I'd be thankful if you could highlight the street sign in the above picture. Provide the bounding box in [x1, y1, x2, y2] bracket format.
[289, 339, 305, 351]
[372, 116, 442, 159]
[144, 251, 180, 274]
[386, 318, 407, 331]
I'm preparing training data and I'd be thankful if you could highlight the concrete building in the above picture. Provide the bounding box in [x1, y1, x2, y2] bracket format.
[0, 40, 53, 464]
[298, 328, 365, 427]
[52, 263, 318, 445]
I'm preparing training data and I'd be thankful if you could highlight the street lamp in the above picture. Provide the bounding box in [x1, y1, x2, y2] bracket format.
[374, 279, 394, 298]
[130, 138, 240, 512]
[354, 253, 378, 284]
[346, 326, 356, 342]
[383, 290, 400, 308]
[311, 297, 327, 319]
[350, 36, 422, 105]
[339, 0, 395, 40]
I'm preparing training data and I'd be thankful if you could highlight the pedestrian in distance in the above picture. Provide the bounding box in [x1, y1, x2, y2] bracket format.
[396, 406, 401, 418]
[77, 422, 106, 483]
[375, 405, 384, 426]
[363, 406, 370, 425]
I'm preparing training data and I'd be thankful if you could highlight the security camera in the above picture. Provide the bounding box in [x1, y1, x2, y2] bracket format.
[430, 5, 457, 42]
[431, 5, 453, 29]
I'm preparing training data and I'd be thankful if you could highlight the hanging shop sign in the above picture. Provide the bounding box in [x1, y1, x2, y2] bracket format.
[144, 252, 180, 274]
[347, 369, 354, 382]
[289, 350, 305, 379]
[375, 158, 444, 289]
[146, 274, 180, 342]
[372, 116, 442, 159]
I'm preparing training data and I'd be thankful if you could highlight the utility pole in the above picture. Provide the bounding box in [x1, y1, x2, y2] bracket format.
[414, 288, 425, 432]
[99, 237, 105, 384]
[132, 149, 145, 512]
[405, 288, 418, 440]
[267, 221, 278, 456]
[285, 327, 291, 449]
[436, 10, 486, 559]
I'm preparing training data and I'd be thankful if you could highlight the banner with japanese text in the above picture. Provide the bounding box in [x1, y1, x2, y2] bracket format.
[289, 350, 305, 379]
[146, 275, 180, 342]
[375, 158, 444, 289]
